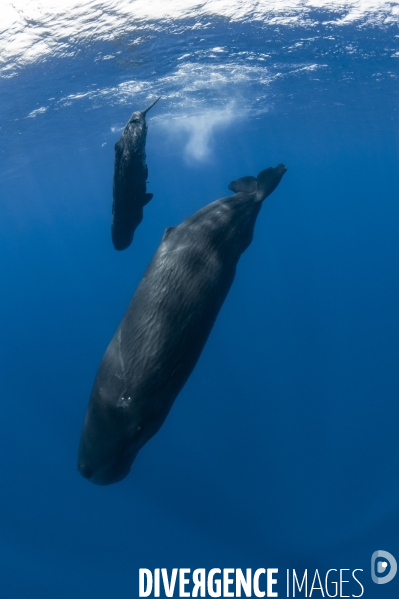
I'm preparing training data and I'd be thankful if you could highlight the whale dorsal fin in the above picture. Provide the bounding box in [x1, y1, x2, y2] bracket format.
[228, 175, 257, 194]
[162, 227, 176, 241]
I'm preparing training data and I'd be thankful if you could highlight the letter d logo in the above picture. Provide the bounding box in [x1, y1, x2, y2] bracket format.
[371, 551, 397, 584]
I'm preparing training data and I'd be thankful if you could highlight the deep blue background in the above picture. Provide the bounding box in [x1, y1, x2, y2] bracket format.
[0, 13, 399, 599]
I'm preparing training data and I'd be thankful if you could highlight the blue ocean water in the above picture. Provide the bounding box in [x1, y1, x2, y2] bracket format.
[1, 2, 399, 597]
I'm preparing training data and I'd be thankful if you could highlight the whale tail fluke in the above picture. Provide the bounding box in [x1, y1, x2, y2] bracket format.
[228, 175, 257, 194]
[228, 164, 287, 201]
[255, 164, 287, 202]
[142, 96, 161, 115]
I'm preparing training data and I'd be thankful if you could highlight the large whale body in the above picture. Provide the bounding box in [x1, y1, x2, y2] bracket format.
[111, 97, 160, 251]
[78, 164, 287, 485]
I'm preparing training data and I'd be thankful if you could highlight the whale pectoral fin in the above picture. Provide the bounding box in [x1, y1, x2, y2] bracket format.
[162, 226, 176, 241]
[143, 193, 153, 205]
[228, 175, 257, 194]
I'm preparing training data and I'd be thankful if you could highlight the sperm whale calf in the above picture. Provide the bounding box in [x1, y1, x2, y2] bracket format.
[112, 97, 160, 251]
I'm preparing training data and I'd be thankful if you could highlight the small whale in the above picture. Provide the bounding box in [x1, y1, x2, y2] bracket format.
[111, 97, 160, 251]
[78, 164, 287, 485]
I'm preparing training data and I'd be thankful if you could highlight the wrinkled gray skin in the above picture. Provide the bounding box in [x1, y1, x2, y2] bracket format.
[78, 164, 287, 485]
[112, 97, 160, 251]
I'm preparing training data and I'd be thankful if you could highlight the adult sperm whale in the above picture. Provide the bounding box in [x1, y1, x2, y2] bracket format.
[111, 97, 160, 251]
[78, 164, 287, 485]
